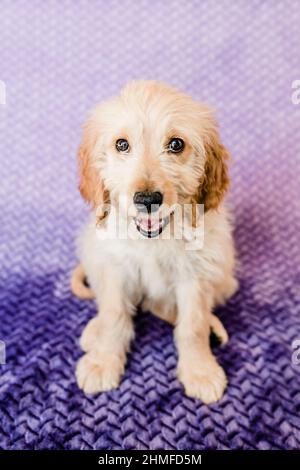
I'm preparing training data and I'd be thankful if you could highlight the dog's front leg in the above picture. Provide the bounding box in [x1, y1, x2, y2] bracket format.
[76, 265, 134, 394]
[175, 280, 227, 403]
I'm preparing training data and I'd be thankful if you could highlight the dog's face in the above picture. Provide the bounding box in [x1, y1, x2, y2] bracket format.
[78, 81, 230, 238]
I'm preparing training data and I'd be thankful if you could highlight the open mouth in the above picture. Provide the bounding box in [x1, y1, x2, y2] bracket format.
[134, 215, 170, 238]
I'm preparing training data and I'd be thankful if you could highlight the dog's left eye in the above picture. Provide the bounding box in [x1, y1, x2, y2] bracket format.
[167, 138, 185, 153]
[116, 139, 130, 153]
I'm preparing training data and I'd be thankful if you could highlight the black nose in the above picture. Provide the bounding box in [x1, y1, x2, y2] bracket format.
[133, 191, 163, 213]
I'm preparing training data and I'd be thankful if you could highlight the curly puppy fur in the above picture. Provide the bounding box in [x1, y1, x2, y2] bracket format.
[73, 81, 238, 403]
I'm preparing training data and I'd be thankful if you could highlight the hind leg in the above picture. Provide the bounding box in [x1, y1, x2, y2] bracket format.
[142, 299, 177, 325]
[210, 313, 229, 346]
[143, 299, 228, 346]
[71, 264, 95, 300]
[214, 276, 239, 307]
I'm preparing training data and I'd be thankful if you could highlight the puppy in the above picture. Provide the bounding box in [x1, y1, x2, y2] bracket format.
[72, 81, 237, 404]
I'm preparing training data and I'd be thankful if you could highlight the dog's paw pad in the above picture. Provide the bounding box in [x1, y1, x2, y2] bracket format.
[76, 350, 124, 394]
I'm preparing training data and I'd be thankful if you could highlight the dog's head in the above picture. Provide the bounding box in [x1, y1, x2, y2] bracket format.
[78, 81, 230, 238]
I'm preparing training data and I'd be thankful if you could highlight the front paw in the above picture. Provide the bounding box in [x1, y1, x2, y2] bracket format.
[178, 360, 227, 404]
[76, 350, 125, 394]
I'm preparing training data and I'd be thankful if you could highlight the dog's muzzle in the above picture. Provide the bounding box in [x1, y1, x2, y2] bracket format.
[133, 191, 170, 238]
[134, 214, 170, 238]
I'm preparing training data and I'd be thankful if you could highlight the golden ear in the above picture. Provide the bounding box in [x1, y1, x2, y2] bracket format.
[78, 121, 109, 218]
[198, 130, 230, 212]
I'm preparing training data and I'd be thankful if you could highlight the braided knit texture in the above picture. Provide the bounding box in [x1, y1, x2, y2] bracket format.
[1, 0, 300, 450]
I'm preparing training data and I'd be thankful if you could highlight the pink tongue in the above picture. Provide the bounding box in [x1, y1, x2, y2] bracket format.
[141, 218, 159, 231]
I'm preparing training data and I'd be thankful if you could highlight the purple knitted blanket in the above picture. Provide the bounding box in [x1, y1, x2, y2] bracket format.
[1, 0, 300, 450]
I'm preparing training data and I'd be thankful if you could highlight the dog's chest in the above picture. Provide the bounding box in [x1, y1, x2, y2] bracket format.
[125, 241, 193, 301]
[139, 251, 173, 300]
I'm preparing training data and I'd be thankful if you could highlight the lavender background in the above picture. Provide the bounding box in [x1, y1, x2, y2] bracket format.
[1, 0, 300, 449]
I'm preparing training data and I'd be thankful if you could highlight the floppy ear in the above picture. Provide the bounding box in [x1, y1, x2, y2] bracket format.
[198, 129, 230, 212]
[78, 120, 109, 218]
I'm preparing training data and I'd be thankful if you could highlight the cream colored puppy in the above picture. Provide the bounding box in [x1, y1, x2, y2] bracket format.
[72, 81, 237, 404]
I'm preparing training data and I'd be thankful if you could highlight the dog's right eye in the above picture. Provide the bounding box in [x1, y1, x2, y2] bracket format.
[116, 139, 130, 153]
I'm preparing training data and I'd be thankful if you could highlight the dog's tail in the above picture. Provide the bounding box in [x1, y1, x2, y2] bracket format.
[70, 264, 95, 300]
